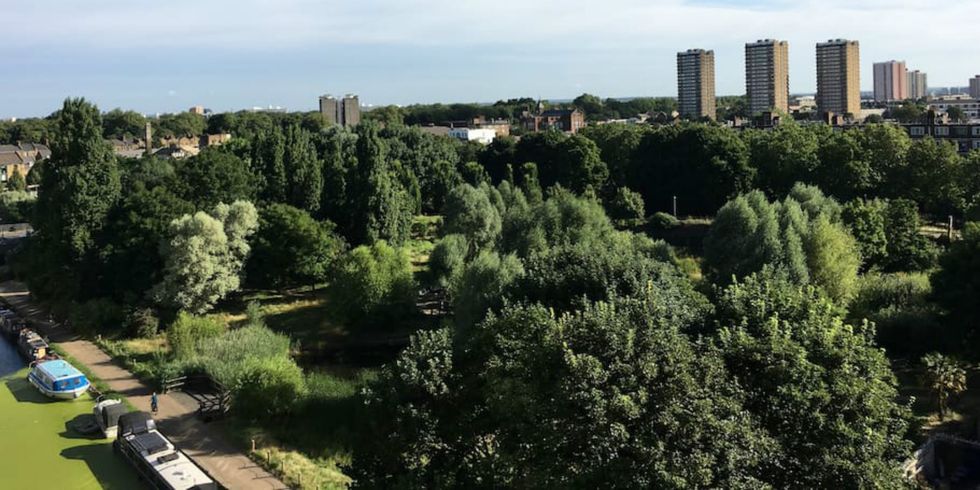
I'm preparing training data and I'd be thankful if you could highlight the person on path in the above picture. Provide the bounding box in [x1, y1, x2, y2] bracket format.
[151, 392, 159, 414]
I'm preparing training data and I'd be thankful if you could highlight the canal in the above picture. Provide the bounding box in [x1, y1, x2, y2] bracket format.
[0, 336, 144, 488]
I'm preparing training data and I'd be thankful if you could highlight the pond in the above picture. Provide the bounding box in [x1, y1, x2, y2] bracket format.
[0, 337, 144, 489]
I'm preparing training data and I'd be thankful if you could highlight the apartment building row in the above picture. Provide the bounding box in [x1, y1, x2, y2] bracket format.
[678, 39, 863, 120]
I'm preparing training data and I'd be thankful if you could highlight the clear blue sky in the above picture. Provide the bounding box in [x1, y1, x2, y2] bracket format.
[3, 0, 978, 118]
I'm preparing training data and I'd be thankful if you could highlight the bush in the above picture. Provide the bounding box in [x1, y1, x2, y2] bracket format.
[233, 356, 306, 422]
[125, 307, 160, 338]
[607, 187, 645, 224]
[68, 298, 125, 336]
[166, 312, 225, 359]
[649, 211, 679, 230]
[328, 241, 416, 327]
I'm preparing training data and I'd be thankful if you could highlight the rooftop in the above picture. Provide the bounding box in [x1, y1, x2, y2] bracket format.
[36, 359, 85, 381]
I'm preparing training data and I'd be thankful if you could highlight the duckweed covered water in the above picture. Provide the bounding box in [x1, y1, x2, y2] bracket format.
[0, 338, 144, 489]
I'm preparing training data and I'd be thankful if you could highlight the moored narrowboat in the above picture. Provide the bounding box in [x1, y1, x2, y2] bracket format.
[28, 359, 91, 399]
[17, 329, 48, 362]
[0, 310, 26, 340]
[114, 412, 218, 489]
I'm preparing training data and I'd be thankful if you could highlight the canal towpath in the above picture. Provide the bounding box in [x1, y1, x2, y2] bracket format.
[0, 280, 288, 490]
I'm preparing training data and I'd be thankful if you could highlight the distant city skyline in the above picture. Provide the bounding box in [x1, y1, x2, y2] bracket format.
[3, 0, 979, 118]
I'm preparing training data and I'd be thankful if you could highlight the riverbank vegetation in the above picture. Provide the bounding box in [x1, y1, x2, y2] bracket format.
[9, 97, 980, 487]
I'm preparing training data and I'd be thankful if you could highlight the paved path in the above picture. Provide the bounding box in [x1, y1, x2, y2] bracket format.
[0, 280, 288, 490]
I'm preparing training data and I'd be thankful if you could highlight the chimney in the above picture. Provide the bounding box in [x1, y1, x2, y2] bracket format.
[144, 122, 153, 156]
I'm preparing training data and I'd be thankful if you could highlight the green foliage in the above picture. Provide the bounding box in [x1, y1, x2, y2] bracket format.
[354, 296, 771, 488]
[932, 222, 980, 353]
[429, 233, 468, 287]
[35, 98, 121, 261]
[67, 297, 125, 336]
[606, 186, 645, 224]
[512, 131, 608, 193]
[328, 241, 416, 327]
[175, 148, 256, 208]
[348, 122, 414, 245]
[501, 187, 614, 258]
[921, 352, 967, 420]
[102, 109, 146, 140]
[850, 272, 941, 357]
[7, 167, 26, 192]
[284, 124, 323, 214]
[449, 250, 524, 328]
[631, 123, 753, 216]
[234, 356, 307, 422]
[842, 198, 889, 269]
[166, 312, 225, 359]
[648, 211, 680, 230]
[253, 125, 287, 203]
[247, 204, 345, 290]
[154, 111, 206, 139]
[744, 120, 820, 197]
[883, 199, 939, 271]
[704, 188, 861, 302]
[0, 190, 35, 223]
[440, 183, 501, 252]
[125, 307, 160, 338]
[714, 271, 913, 488]
[153, 201, 258, 314]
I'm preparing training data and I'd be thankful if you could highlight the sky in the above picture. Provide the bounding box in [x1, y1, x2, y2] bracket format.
[2, 0, 979, 118]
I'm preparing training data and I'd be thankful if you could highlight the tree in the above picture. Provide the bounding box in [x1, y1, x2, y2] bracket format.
[253, 126, 287, 203]
[429, 234, 468, 287]
[6, 167, 26, 192]
[441, 184, 502, 253]
[606, 186, 645, 224]
[946, 106, 968, 123]
[153, 201, 258, 314]
[512, 131, 608, 193]
[842, 198, 889, 270]
[348, 122, 414, 245]
[630, 123, 753, 215]
[921, 353, 967, 421]
[247, 204, 345, 290]
[354, 295, 773, 488]
[899, 137, 963, 214]
[175, 148, 256, 208]
[449, 250, 524, 328]
[931, 222, 980, 350]
[284, 124, 322, 214]
[327, 241, 416, 327]
[704, 188, 861, 302]
[102, 109, 147, 140]
[714, 271, 913, 488]
[34, 98, 121, 264]
[883, 199, 938, 271]
[744, 120, 820, 197]
[578, 123, 648, 188]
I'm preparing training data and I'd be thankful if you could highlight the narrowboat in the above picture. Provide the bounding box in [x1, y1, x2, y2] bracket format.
[17, 329, 48, 362]
[0, 310, 26, 340]
[114, 412, 218, 489]
[28, 359, 91, 399]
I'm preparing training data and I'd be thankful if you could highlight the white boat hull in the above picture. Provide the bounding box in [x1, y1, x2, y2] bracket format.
[28, 372, 89, 399]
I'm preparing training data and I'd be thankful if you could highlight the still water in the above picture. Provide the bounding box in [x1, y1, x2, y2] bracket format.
[0, 337, 143, 489]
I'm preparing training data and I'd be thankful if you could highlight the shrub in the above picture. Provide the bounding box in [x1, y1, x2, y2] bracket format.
[849, 272, 943, 357]
[607, 186, 646, 224]
[233, 356, 306, 422]
[328, 241, 416, 327]
[125, 307, 160, 338]
[649, 211, 679, 230]
[166, 312, 225, 359]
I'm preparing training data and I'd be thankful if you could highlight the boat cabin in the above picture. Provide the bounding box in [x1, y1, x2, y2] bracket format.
[115, 412, 217, 490]
[17, 329, 47, 361]
[28, 359, 90, 399]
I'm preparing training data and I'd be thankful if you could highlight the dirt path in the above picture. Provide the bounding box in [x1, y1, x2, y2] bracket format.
[0, 280, 288, 490]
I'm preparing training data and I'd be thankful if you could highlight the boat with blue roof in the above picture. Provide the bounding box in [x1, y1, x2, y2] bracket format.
[28, 359, 91, 399]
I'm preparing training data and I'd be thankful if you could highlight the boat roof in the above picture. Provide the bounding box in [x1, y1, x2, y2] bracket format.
[36, 360, 85, 380]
